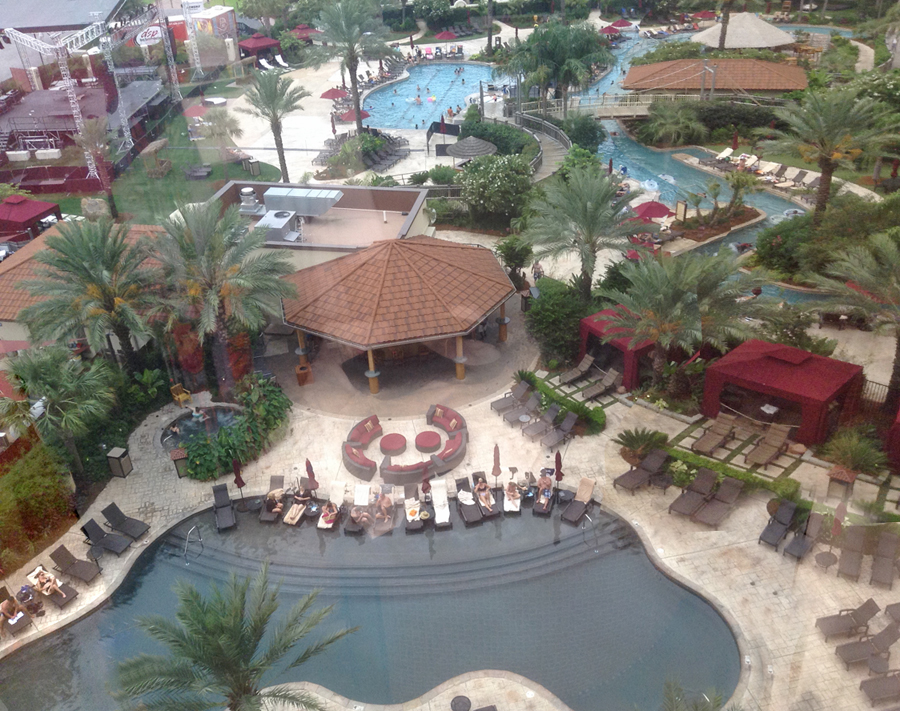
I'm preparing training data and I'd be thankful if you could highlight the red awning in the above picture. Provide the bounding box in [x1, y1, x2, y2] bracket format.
[0, 195, 60, 227]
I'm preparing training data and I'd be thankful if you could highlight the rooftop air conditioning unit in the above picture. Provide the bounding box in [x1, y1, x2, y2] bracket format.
[256, 210, 303, 242]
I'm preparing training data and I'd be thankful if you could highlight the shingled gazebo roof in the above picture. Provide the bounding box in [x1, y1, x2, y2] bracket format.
[281, 237, 515, 349]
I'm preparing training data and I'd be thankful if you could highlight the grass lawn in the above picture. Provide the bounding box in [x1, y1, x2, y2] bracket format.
[181, 76, 247, 99]
[41, 114, 279, 224]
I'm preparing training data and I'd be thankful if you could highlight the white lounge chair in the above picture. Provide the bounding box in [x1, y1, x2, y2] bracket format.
[275, 53, 290, 68]
[431, 478, 452, 529]
[801, 171, 820, 186]
[354, 484, 372, 507]
[317, 481, 342, 529]
[775, 166, 801, 188]
[744, 155, 759, 169]
[503, 485, 522, 513]
[757, 161, 779, 175]
[715, 147, 733, 160]
[259, 57, 275, 70]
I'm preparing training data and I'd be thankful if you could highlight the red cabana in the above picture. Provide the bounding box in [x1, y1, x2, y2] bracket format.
[578, 309, 654, 391]
[701, 340, 863, 445]
[238, 33, 281, 58]
[291, 24, 322, 41]
[0, 195, 62, 241]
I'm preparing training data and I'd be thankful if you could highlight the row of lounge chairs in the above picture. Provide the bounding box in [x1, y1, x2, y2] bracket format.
[490, 381, 580, 449]
[693, 414, 791, 469]
[699, 149, 822, 193]
[258, 54, 293, 71]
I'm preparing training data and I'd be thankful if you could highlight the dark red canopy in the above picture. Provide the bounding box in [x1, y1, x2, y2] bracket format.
[701, 340, 863, 444]
[600, 26, 621, 35]
[0, 194, 62, 241]
[291, 24, 322, 40]
[238, 33, 281, 56]
[578, 308, 654, 391]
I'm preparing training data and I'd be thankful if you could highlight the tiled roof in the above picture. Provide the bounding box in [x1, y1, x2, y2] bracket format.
[0, 224, 164, 323]
[623, 59, 807, 92]
[281, 237, 515, 348]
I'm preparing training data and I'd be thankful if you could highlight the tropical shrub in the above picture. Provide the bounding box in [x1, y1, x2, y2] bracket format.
[694, 101, 778, 133]
[428, 165, 457, 185]
[637, 103, 708, 146]
[848, 69, 900, 111]
[820, 426, 889, 475]
[413, 0, 454, 27]
[666, 448, 802, 501]
[518, 371, 606, 434]
[614, 427, 669, 461]
[459, 120, 537, 159]
[524, 277, 596, 362]
[494, 235, 533, 290]
[557, 145, 603, 183]
[753, 214, 814, 276]
[459, 155, 532, 220]
[408, 171, 429, 185]
[560, 112, 605, 153]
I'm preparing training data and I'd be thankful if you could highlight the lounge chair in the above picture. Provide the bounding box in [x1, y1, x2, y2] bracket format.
[455, 477, 483, 525]
[344, 485, 372, 535]
[317, 482, 343, 531]
[558, 354, 594, 385]
[783, 511, 823, 560]
[503, 393, 541, 425]
[835, 622, 900, 670]
[744, 424, 792, 469]
[691, 413, 737, 456]
[431, 478, 452, 529]
[581, 368, 620, 401]
[259, 57, 276, 70]
[490, 380, 531, 412]
[838, 525, 866, 581]
[758, 500, 797, 548]
[404, 495, 425, 534]
[691, 476, 745, 527]
[100, 503, 150, 540]
[274, 53, 290, 68]
[27, 565, 78, 608]
[715, 147, 733, 161]
[82, 518, 131, 555]
[541, 411, 579, 450]
[613, 449, 669, 495]
[561, 478, 597, 524]
[816, 598, 880, 641]
[871, 532, 900, 588]
[472, 473, 500, 519]
[260, 475, 285, 523]
[668, 468, 719, 517]
[533, 484, 555, 517]
[0, 586, 32, 636]
[522, 403, 561, 442]
[50, 544, 101, 583]
[212, 484, 236, 531]
[860, 672, 900, 706]
[503, 484, 523, 513]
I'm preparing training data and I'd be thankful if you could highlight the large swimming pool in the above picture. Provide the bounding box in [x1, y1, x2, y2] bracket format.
[0, 505, 740, 710]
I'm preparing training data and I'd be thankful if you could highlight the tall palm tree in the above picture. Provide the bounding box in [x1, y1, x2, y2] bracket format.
[115, 563, 356, 711]
[0, 346, 116, 474]
[597, 252, 772, 387]
[73, 117, 119, 219]
[486, 0, 495, 57]
[17, 219, 154, 374]
[154, 201, 297, 398]
[307, 0, 392, 134]
[238, 71, 310, 183]
[521, 166, 646, 301]
[202, 107, 244, 180]
[805, 231, 900, 409]
[760, 89, 900, 226]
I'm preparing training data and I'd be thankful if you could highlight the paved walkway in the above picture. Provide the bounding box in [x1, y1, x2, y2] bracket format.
[851, 40, 875, 72]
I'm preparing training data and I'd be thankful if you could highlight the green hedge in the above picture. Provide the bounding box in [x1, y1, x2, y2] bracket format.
[519, 371, 606, 435]
[665, 447, 801, 501]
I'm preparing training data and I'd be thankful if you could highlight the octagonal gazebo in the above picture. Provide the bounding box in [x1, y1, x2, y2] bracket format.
[281, 237, 516, 393]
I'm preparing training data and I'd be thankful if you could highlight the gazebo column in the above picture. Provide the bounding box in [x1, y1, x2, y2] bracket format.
[454, 336, 467, 380]
[365, 349, 380, 394]
[496, 302, 510, 343]
[295, 330, 309, 366]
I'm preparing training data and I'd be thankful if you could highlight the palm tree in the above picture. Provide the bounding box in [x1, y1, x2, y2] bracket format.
[0, 346, 116, 474]
[202, 107, 244, 181]
[307, 0, 392, 134]
[805, 232, 900, 409]
[17, 219, 154, 375]
[115, 563, 356, 711]
[638, 103, 708, 146]
[154, 201, 297, 398]
[486, 0, 495, 57]
[521, 166, 647, 301]
[760, 89, 900, 226]
[73, 117, 119, 219]
[238, 71, 311, 183]
[724, 171, 762, 218]
[597, 252, 772, 388]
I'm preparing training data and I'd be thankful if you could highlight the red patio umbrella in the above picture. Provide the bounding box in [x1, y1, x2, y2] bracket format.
[305, 458, 319, 491]
[321, 87, 348, 99]
[339, 108, 369, 122]
[492, 443, 501, 489]
[692, 10, 717, 19]
[611, 18, 633, 27]
[183, 104, 207, 118]
[434, 31, 457, 40]
[633, 200, 674, 219]
[731, 130, 739, 151]
[600, 26, 621, 35]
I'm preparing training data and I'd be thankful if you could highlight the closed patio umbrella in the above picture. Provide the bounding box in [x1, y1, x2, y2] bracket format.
[554, 451, 564, 492]
[233, 459, 247, 511]
[305, 458, 319, 491]
[492, 443, 501, 489]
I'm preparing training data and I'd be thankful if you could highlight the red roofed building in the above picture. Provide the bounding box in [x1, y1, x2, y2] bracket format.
[623, 59, 807, 96]
[0, 195, 62, 242]
[578, 309, 655, 391]
[701, 340, 863, 444]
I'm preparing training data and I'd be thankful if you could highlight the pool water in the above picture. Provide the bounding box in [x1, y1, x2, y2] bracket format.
[782, 24, 853, 36]
[0, 506, 740, 710]
[364, 63, 498, 129]
[162, 407, 238, 450]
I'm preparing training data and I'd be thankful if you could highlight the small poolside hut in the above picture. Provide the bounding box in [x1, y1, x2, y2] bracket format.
[578, 309, 654, 391]
[0, 195, 62, 241]
[238, 33, 281, 61]
[691, 13, 795, 49]
[446, 136, 497, 168]
[281, 237, 515, 393]
[701, 340, 863, 445]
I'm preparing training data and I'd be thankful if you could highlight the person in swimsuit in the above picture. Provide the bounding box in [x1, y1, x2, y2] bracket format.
[537, 472, 553, 509]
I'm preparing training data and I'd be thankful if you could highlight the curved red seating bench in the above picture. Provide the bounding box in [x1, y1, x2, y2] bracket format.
[430, 429, 467, 475]
[342, 442, 377, 480]
[380, 456, 432, 485]
[347, 415, 382, 447]
[426, 404, 466, 433]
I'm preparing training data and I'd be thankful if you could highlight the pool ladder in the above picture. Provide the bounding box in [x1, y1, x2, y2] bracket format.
[581, 506, 602, 554]
[183, 525, 204, 565]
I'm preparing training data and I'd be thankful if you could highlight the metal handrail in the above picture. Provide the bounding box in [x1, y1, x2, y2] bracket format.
[183, 524, 203, 564]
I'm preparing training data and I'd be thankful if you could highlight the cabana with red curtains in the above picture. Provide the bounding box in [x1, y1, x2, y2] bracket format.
[701, 339, 863, 445]
[578, 309, 654, 391]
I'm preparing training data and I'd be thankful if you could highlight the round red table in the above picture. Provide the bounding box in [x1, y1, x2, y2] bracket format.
[415, 430, 442, 453]
[380, 433, 407, 456]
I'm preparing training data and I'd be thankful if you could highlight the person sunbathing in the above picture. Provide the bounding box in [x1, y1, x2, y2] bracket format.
[375, 493, 393, 521]
[265, 491, 284, 515]
[474, 478, 494, 511]
[0, 595, 31, 629]
[537, 473, 554, 508]
[505, 480, 522, 501]
[320, 501, 338, 525]
[34, 569, 65, 598]
[350, 506, 373, 526]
